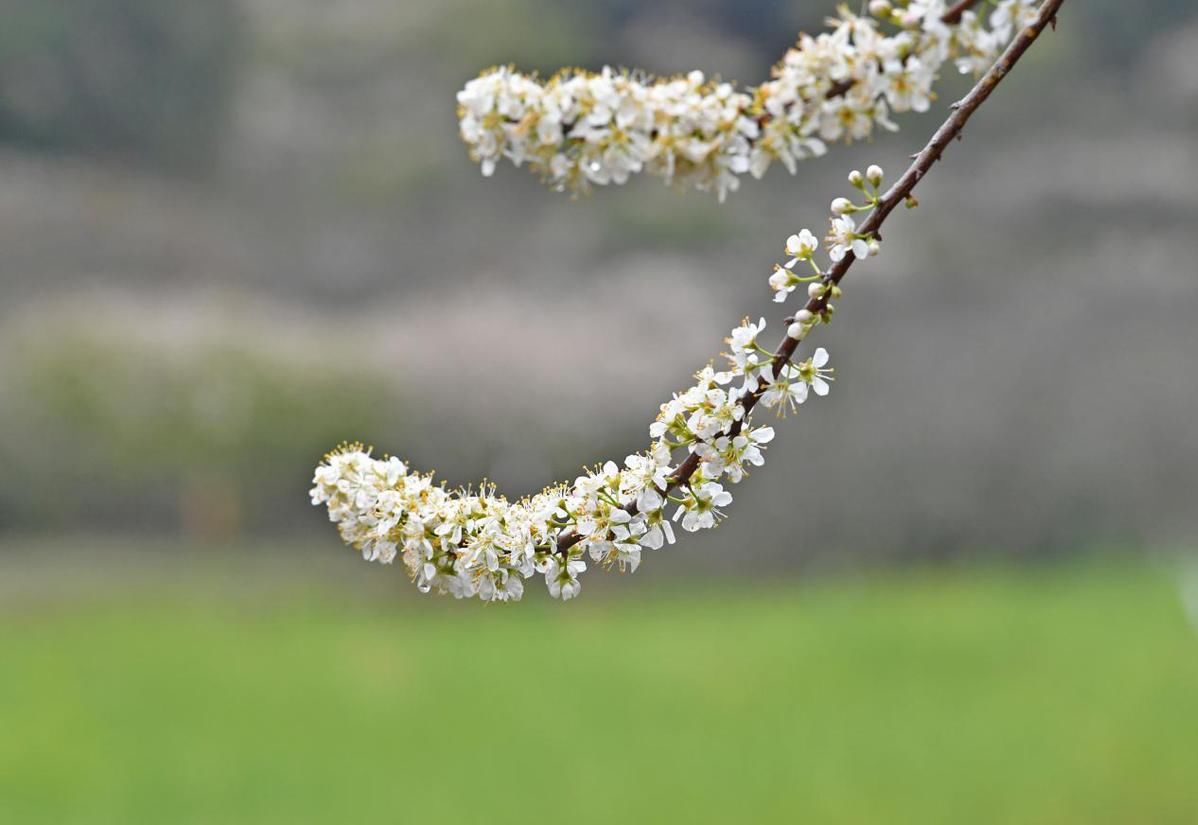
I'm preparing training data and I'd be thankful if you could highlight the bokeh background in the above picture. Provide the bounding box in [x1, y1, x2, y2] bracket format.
[2, 1, 1197, 822]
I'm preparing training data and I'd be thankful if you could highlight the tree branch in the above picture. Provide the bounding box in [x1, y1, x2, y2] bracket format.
[943, 0, 983, 26]
[556, 0, 1065, 555]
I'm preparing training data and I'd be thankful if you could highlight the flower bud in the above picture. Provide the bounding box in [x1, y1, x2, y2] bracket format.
[868, 239, 881, 257]
[831, 197, 853, 216]
[787, 322, 804, 340]
[808, 281, 826, 299]
[866, 164, 884, 186]
[795, 309, 815, 325]
[868, 0, 892, 16]
[848, 169, 864, 188]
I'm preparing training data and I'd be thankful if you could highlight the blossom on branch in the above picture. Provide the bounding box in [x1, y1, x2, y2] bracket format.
[455, 0, 1038, 198]
[312, 0, 1067, 602]
[311, 176, 876, 601]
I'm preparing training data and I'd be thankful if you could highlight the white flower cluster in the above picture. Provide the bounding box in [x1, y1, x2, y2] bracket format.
[456, 0, 1038, 199]
[309, 351, 791, 602]
[770, 164, 884, 315]
[311, 166, 886, 602]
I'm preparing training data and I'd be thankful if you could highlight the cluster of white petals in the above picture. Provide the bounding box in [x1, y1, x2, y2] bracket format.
[456, 0, 1038, 199]
[312, 166, 894, 601]
[309, 346, 795, 602]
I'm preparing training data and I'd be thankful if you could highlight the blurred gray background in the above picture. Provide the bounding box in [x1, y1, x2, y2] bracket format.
[1, 0, 1195, 574]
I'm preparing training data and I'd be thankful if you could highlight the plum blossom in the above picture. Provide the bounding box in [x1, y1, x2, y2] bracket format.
[457, 2, 1034, 197]
[673, 482, 734, 532]
[827, 215, 872, 262]
[759, 364, 811, 413]
[785, 230, 820, 267]
[798, 348, 835, 396]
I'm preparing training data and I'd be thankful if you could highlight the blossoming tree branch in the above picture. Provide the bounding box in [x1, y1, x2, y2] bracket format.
[311, 0, 1066, 602]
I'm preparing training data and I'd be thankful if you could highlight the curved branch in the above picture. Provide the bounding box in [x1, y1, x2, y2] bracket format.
[555, 0, 1065, 554]
[312, 1, 1066, 602]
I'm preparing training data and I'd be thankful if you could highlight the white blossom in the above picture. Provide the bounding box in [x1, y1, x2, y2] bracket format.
[798, 347, 835, 396]
[542, 554, 586, 600]
[456, 3, 1031, 197]
[759, 364, 810, 413]
[673, 481, 734, 532]
[827, 215, 871, 262]
[728, 317, 768, 369]
[786, 229, 820, 266]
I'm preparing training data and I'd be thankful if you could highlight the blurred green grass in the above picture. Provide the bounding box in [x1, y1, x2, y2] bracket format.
[2, 551, 1196, 824]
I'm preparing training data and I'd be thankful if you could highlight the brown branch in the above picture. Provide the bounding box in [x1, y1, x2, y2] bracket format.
[942, 0, 983, 26]
[824, 78, 856, 99]
[557, 0, 1065, 555]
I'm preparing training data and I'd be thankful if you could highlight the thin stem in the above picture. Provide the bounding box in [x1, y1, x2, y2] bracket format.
[555, 0, 1065, 556]
[943, 0, 984, 26]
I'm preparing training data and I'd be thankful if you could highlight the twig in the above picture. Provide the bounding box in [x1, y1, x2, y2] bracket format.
[942, 0, 983, 26]
[556, 0, 1065, 555]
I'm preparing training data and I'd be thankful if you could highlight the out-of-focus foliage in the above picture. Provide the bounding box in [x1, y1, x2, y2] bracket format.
[1, 555, 1195, 823]
[0, 316, 405, 535]
[0, 0, 241, 171]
